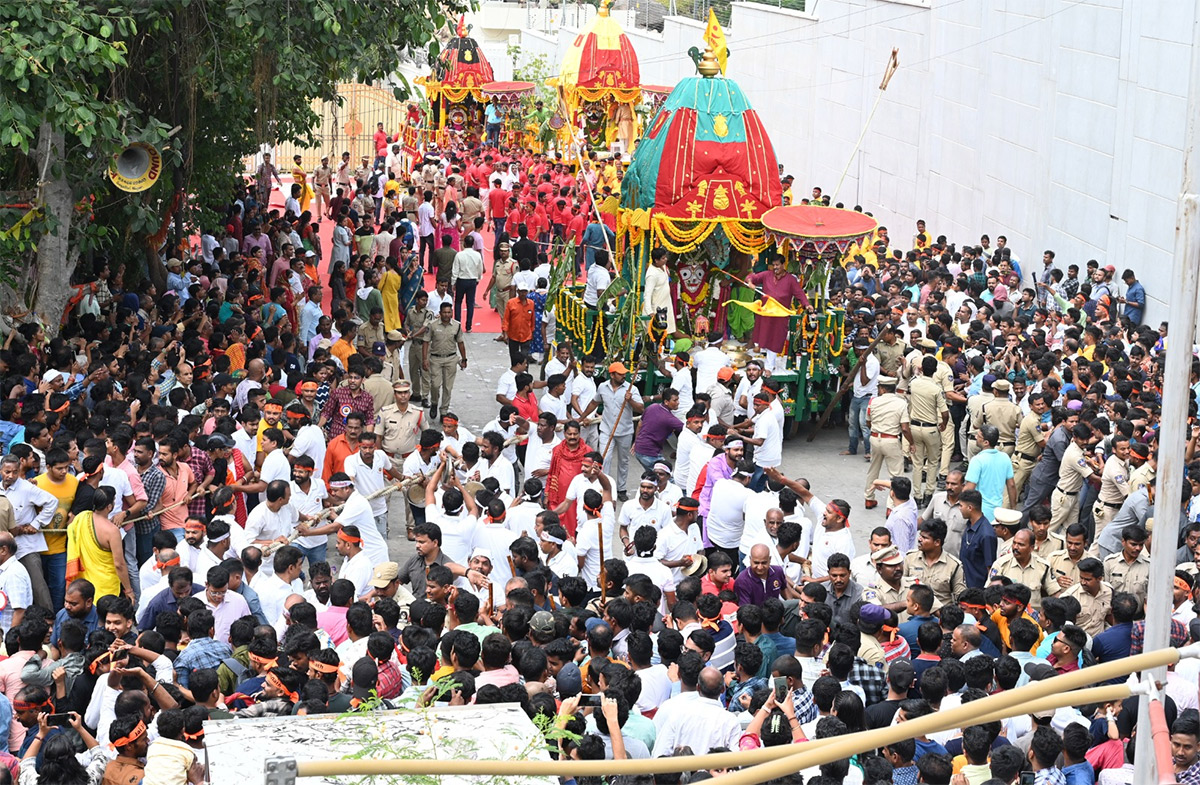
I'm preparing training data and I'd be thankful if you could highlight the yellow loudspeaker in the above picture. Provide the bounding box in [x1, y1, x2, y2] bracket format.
[108, 142, 163, 192]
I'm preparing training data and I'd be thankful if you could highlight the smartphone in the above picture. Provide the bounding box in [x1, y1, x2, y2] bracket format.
[579, 693, 604, 708]
[1019, 772, 1036, 785]
[772, 676, 789, 703]
[45, 714, 73, 727]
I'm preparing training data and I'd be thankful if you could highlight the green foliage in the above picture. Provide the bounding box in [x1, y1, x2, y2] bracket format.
[508, 44, 558, 107]
[0, 0, 470, 294]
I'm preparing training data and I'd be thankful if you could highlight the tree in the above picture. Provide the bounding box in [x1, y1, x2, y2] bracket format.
[0, 0, 470, 334]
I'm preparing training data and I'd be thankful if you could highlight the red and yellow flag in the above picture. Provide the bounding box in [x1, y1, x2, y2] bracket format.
[704, 9, 728, 74]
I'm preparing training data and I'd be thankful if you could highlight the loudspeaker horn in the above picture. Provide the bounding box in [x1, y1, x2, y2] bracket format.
[108, 142, 163, 192]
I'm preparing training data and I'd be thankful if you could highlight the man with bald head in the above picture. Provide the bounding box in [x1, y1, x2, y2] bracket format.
[734, 543, 791, 605]
[234, 358, 267, 410]
[0, 531, 30, 630]
[651, 664, 742, 757]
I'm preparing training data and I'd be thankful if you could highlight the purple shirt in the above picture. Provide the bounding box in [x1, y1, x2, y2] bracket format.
[734, 565, 786, 605]
[698, 454, 735, 517]
[633, 403, 683, 457]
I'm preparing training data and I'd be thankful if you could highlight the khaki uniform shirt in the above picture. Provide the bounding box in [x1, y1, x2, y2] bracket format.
[1015, 413, 1046, 460]
[859, 632, 886, 667]
[989, 552, 1056, 609]
[429, 318, 465, 357]
[908, 376, 948, 426]
[363, 373, 394, 414]
[1103, 552, 1150, 606]
[981, 399, 1022, 445]
[1056, 442, 1094, 494]
[406, 306, 434, 344]
[875, 340, 907, 376]
[1129, 462, 1155, 493]
[966, 392, 995, 435]
[378, 402, 423, 457]
[314, 165, 333, 187]
[1097, 456, 1131, 506]
[1047, 549, 1081, 595]
[1063, 581, 1113, 636]
[867, 393, 910, 435]
[902, 549, 967, 607]
[1033, 532, 1065, 560]
[863, 579, 906, 609]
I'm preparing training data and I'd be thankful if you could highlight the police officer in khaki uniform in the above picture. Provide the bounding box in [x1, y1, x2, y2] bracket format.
[378, 379, 425, 538]
[1012, 393, 1050, 499]
[989, 529, 1057, 611]
[864, 376, 912, 509]
[427, 301, 467, 419]
[382, 329, 406, 385]
[863, 546, 907, 614]
[907, 356, 949, 506]
[404, 290, 434, 406]
[979, 379, 1022, 456]
[963, 375, 996, 461]
[1093, 435, 1132, 543]
[1028, 506, 1065, 559]
[1103, 523, 1150, 606]
[903, 518, 967, 608]
[1047, 523, 1089, 594]
[993, 507, 1023, 558]
[1051, 423, 1103, 534]
[875, 325, 907, 378]
[1062, 557, 1113, 636]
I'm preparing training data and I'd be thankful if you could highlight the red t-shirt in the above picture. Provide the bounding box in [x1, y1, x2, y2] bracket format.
[567, 213, 587, 243]
[488, 189, 508, 217]
[507, 208, 525, 234]
[374, 129, 388, 156]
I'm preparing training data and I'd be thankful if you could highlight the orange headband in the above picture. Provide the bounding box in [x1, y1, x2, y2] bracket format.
[442, 415, 459, 425]
[266, 672, 299, 703]
[157, 556, 181, 568]
[1175, 576, 1192, 594]
[676, 500, 700, 512]
[301, 382, 319, 391]
[264, 402, 283, 412]
[88, 651, 114, 675]
[184, 521, 206, 532]
[13, 698, 53, 712]
[182, 729, 205, 741]
[337, 529, 362, 544]
[249, 652, 278, 669]
[310, 660, 340, 674]
[110, 719, 147, 749]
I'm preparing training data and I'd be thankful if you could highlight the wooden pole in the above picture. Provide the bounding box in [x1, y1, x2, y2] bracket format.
[805, 321, 895, 442]
[597, 515, 607, 611]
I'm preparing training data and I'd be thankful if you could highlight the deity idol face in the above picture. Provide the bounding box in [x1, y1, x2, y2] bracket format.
[678, 262, 705, 292]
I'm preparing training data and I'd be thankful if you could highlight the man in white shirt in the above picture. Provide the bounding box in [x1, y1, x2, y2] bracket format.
[618, 474, 671, 551]
[651, 667, 741, 757]
[692, 331, 732, 397]
[299, 474, 390, 568]
[662, 353, 695, 420]
[289, 455, 329, 567]
[0, 455, 57, 611]
[477, 431, 516, 497]
[574, 485, 616, 591]
[343, 432, 393, 537]
[656, 498, 705, 584]
[705, 467, 756, 564]
[624, 526, 676, 615]
[540, 523, 579, 579]
[555, 452, 615, 530]
[256, 545, 304, 627]
[335, 524, 375, 599]
[540, 375, 570, 422]
[0, 532, 31, 631]
[451, 235, 485, 329]
[767, 468, 856, 578]
[259, 426, 292, 503]
[427, 278, 453, 316]
[401, 430, 443, 529]
[544, 344, 577, 406]
[740, 393, 783, 490]
[244, 481, 301, 576]
[522, 413, 560, 482]
[846, 339, 880, 457]
[423, 462, 481, 564]
[583, 251, 612, 308]
[286, 405, 326, 479]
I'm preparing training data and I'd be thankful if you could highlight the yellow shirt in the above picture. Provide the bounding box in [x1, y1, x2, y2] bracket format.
[36, 473, 78, 555]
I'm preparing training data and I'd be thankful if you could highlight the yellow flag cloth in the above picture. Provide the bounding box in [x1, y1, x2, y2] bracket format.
[724, 297, 796, 318]
[704, 9, 728, 74]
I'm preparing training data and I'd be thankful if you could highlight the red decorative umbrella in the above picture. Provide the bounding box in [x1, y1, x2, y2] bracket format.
[760, 205, 878, 256]
[481, 81, 536, 103]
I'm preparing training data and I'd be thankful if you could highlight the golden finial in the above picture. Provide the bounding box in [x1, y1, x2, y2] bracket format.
[697, 45, 720, 78]
[598, 0, 611, 17]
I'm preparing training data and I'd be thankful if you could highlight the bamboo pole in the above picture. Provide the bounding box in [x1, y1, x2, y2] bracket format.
[290, 653, 1173, 780]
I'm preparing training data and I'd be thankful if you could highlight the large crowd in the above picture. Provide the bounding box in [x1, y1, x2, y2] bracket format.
[0, 127, 1195, 785]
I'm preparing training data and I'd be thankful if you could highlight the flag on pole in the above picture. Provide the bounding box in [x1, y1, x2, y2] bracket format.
[456, 14, 467, 37]
[704, 9, 728, 75]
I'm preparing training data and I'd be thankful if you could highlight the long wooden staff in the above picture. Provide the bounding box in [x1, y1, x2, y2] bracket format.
[597, 516, 607, 612]
[806, 321, 897, 442]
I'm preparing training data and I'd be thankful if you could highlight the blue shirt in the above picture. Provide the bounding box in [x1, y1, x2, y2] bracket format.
[965, 448, 1014, 519]
[237, 583, 269, 625]
[762, 631, 796, 660]
[1063, 761, 1095, 785]
[1091, 622, 1133, 666]
[485, 104, 502, 124]
[173, 636, 233, 688]
[137, 582, 204, 629]
[913, 737, 948, 760]
[50, 605, 99, 648]
[1123, 281, 1145, 324]
[898, 614, 936, 651]
[959, 516, 997, 588]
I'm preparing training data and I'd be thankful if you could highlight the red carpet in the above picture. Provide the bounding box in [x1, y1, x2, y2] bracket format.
[267, 177, 503, 334]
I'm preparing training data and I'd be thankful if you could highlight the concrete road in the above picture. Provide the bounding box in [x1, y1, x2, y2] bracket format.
[377, 332, 881, 575]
